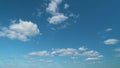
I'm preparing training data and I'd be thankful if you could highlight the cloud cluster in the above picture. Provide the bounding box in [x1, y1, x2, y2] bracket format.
[27, 47, 103, 61]
[0, 19, 40, 41]
[46, 0, 68, 24]
[104, 39, 119, 45]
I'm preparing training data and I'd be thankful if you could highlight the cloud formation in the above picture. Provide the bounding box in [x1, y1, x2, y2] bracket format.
[27, 47, 103, 61]
[104, 39, 119, 45]
[0, 19, 40, 41]
[46, 0, 68, 24]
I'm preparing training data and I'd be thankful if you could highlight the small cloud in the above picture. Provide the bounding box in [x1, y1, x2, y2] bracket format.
[85, 55, 103, 61]
[85, 57, 100, 61]
[105, 28, 112, 32]
[0, 19, 40, 41]
[78, 47, 88, 51]
[104, 39, 119, 45]
[48, 13, 68, 24]
[64, 3, 69, 9]
[113, 48, 120, 58]
[114, 48, 120, 52]
[29, 51, 50, 56]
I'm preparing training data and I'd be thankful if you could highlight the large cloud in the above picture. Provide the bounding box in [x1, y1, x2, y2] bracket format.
[27, 47, 103, 61]
[0, 19, 40, 41]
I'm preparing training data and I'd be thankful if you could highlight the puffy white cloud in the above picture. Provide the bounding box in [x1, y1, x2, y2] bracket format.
[104, 39, 119, 45]
[46, 0, 68, 24]
[0, 19, 40, 41]
[46, 0, 62, 14]
[64, 4, 69, 9]
[48, 14, 68, 24]
[27, 47, 103, 61]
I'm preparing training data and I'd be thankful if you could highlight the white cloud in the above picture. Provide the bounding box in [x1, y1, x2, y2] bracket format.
[79, 47, 88, 51]
[27, 47, 103, 61]
[29, 51, 49, 56]
[46, 0, 62, 14]
[46, 0, 68, 24]
[85, 55, 103, 61]
[85, 57, 100, 61]
[81, 50, 100, 57]
[48, 14, 68, 24]
[51, 48, 77, 56]
[104, 39, 119, 45]
[105, 28, 112, 32]
[64, 4, 69, 9]
[0, 19, 40, 41]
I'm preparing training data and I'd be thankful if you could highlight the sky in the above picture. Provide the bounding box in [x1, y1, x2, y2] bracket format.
[0, 0, 120, 68]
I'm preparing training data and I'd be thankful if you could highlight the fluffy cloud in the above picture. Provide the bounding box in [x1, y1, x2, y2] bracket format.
[46, 0, 62, 14]
[48, 14, 68, 24]
[46, 0, 68, 24]
[27, 47, 103, 61]
[51, 48, 77, 56]
[104, 39, 119, 45]
[0, 19, 40, 41]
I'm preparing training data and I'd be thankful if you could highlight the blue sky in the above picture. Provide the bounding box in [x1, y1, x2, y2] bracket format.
[0, 0, 120, 68]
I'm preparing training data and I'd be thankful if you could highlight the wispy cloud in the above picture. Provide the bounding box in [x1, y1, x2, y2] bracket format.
[0, 19, 40, 41]
[113, 48, 120, 58]
[105, 28, 112, 32]
[114, 48, 120, 52]
[64, 3, 69, 9]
